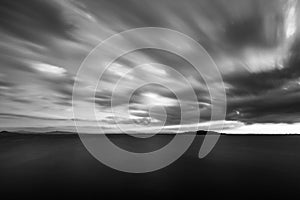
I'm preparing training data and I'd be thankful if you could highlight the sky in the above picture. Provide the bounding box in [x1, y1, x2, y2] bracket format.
[0, 0, 300, 134]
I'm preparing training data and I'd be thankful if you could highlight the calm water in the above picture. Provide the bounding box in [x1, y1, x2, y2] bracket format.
[1, 134, 300, 198]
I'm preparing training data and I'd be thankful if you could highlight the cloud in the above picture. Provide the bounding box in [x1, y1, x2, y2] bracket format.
[0, 80, 14, 88]
[224, 39, 300, 96]
[142, 64, 167, 76]
[141, 92, 178, 107]
[30, 62, 67, 76]
[0, 0, 75, 46]
[227, 88, 300, 123]
[223, 37, 300, 124]
[97, 120, 244, 134]
[0, 112, 69, 121]
[1, 0, 300, 133]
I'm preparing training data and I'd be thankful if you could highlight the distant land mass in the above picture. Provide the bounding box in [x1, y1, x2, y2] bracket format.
[1, 130, 300, 136]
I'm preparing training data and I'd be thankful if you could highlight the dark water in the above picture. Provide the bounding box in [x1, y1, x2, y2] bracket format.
[1, 134, 300, 198]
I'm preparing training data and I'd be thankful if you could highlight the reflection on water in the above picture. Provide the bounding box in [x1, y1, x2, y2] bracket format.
[1, 134, 300, 198]
[107, 134, 175, 153]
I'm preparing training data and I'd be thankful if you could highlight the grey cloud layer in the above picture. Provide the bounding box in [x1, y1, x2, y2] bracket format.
[0, 0, 299, 131]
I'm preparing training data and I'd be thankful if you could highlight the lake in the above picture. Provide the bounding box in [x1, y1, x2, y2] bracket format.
[1, 133, 300, 198]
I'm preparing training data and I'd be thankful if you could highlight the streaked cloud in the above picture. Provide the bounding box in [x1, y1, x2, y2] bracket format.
[30, 62, 67, 76]
[0, 0, 299, 133]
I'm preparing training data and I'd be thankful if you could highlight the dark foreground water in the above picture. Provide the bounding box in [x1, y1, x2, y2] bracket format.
[1, 133, 300, 198]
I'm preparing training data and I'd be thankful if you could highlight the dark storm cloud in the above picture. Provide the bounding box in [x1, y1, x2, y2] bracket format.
[0, 0, 75, 45]
[226, 39, 300, 123]
[224, 17, 267, 53]
[222, 9, 282, 51]
[225, 40, 300, 96]
[224, 69, 285, 96]
[227, 88, 300, 123]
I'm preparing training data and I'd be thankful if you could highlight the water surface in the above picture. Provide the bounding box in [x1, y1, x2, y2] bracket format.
[1, 134, 300, 198]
